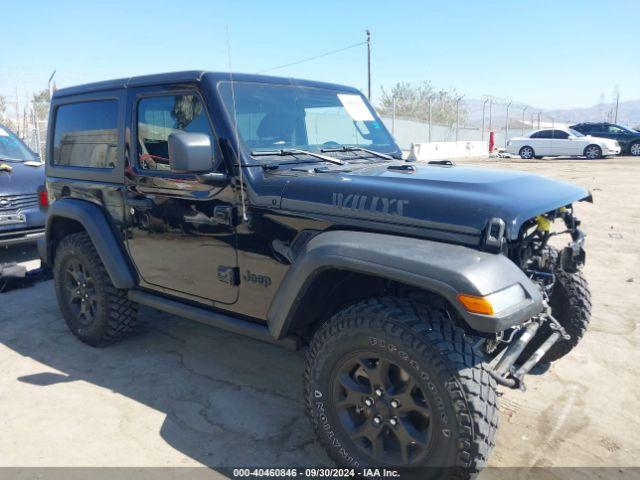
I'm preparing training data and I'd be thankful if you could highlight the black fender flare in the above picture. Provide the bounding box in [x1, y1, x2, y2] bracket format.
[39, 198, 137, 289]
[267, 231, 543, 337]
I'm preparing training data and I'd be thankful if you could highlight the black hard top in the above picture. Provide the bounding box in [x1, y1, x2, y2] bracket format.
[53, 70, 361, 99]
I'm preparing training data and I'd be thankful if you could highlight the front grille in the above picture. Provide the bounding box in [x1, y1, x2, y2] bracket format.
[0, 193, 39, 212]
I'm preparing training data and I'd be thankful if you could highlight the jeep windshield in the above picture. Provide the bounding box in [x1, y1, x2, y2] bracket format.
[218, 81, 399, 162]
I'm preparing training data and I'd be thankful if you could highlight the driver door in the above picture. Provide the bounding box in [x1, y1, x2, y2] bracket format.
[124, 85, 238, 305]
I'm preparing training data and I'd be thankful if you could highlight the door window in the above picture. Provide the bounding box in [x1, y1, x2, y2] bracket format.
[551, 130, 569, 139]
[137, 94, 214, 171]
[607, 125, 626, 134]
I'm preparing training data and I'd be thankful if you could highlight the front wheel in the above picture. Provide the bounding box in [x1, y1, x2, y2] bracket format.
[584, 144, 602, 159]
[519, 146, 535, 159]
[304, 298, 498, 476]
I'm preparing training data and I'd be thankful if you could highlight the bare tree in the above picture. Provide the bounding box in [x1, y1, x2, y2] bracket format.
[377, 81, 468, 126]
[0, 95, 17, 131]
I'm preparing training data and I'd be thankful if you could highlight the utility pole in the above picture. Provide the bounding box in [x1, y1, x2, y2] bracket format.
[614, 91, 620, 123]
[15, 88, 20, 137]
[48, 70, 57, 99]
[488, 99, 493, 133]
[366, 30, 371, 101]
[537, 111, 541, 129]
[505, 101, 512, 147]
[481, 98, 488, 141]
[392, 96, 396, 135]
[522, 106, 528, 136]
[427, 95, 433, 142]
[456, 96, 464, 142]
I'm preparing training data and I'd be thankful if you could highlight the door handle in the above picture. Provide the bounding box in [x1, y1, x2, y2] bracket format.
[125, 196, 154, 211]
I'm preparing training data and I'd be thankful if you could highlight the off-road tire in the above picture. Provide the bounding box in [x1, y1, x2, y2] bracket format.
[54, 232, 137, 346]
[523, 249, 591, 363]
[304, 298, 498, 477]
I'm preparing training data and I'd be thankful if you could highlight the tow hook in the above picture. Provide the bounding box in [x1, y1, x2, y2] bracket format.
[488, 305, 570, 391]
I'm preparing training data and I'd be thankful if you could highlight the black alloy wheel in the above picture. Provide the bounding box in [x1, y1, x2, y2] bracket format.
[332, 353, 432, 465]
[63, 258, 98, 327]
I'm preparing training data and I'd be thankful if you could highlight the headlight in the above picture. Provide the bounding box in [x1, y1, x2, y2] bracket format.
[507, 140, 511, 146]
[457, 284, 527, 315]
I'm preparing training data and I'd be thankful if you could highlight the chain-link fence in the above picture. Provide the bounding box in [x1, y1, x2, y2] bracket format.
[381, 101, 569, 151]
[0, 92, 49, 160]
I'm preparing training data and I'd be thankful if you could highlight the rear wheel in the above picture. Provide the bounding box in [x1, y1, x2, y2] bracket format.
[584, 144, 602, 159]
[629, 141, 640, 157]
[54, 232, 137, 346]
[519, 146, 535, 159]
[305, 298, 498, 476]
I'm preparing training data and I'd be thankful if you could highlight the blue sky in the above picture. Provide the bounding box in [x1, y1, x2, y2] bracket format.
[1, 0, 638, 109]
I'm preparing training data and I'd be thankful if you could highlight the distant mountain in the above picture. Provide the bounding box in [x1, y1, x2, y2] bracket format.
[462, 98, 640, 129]
[544, 100, 640, 126]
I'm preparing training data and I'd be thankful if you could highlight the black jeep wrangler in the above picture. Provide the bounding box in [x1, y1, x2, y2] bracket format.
[39, 71, 592, 476]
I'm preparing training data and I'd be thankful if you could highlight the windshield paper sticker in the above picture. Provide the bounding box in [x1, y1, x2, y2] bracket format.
[0, 127, 8, 137]
[337, 94, 374, 122]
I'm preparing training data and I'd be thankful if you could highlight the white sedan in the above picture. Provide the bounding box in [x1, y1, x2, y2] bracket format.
[507, 128, 621, 159]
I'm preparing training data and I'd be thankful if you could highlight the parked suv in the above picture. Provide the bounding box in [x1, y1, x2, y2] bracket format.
[0, 123, 46, 246]
[570, 122, 640, 156]
[39, 71, 592, 476]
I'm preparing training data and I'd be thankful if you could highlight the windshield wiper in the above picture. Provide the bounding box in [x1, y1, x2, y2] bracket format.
[320, 146, 395, 160]
[251, 148, 344, 165]
[0, 156, 26, 163]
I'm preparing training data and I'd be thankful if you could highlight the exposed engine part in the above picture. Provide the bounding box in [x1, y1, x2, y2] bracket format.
[511, 206, 585, 277]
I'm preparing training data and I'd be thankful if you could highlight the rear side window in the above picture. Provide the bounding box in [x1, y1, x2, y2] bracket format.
[52, 100, 119, 168]
[531, 130, 552, 139]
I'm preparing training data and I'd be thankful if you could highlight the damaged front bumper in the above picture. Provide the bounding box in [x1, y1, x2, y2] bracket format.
[486, 304, 569, 390]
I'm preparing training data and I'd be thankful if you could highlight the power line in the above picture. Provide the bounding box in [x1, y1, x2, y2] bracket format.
[256, 41, 366, 74]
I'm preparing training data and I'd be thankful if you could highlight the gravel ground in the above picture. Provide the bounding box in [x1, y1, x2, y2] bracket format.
[0, 155, 638, 476]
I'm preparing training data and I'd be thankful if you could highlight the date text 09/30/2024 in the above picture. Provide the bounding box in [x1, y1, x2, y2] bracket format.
[232, 468, 401, 478]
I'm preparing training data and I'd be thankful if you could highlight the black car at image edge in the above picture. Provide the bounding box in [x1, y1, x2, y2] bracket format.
[0, 123, 46, 247]
[570, 122, 640, 156]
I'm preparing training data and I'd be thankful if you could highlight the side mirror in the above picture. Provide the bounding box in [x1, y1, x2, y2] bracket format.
[168, 132, 213, 173]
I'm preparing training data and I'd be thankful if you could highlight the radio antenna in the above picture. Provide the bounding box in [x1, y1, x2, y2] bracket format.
[226, 26, 248, 222]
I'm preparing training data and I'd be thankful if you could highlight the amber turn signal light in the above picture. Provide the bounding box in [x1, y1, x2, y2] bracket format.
[457, 293, 495, 315]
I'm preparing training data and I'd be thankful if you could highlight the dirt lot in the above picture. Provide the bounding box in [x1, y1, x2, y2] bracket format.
[0, 155, 638, 476]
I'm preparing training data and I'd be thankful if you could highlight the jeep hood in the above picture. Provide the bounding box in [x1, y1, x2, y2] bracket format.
[278, 162, 590, 243]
